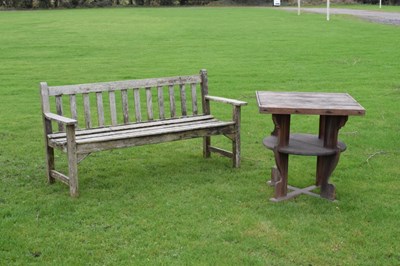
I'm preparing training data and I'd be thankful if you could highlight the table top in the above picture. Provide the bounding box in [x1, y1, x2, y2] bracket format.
[256, 91, 366, 116]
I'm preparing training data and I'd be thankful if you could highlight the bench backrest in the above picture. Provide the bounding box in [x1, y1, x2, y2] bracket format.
[40, 70, 210, 132]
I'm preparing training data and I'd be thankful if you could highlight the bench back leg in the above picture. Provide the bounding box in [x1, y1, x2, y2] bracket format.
[203, 136, 211, 158]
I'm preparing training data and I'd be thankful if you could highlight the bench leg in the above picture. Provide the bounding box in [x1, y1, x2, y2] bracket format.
[232, 132, 240, 168]
[45, 146, 55, 184]
[43, 118, 55, 183]
[232, 106, 241, 168]
[203, 136, 211, 158]
[66, 125, 79, 197]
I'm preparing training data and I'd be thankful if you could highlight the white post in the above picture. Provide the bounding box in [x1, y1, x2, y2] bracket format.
[327, 0, 330, 21]
[298, 0, 301, 15]
[379, 0, 382, 8]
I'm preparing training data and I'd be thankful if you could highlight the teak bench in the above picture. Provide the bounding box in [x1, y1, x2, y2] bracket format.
[40, 70, 247, 197]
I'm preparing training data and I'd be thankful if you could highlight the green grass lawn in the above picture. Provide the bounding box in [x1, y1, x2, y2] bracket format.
[1, 6, 399, 265]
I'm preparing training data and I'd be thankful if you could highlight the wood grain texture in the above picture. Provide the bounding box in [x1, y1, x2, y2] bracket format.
[256, 91, 365, 116]
[83, 93, 92, 128]
[108, 91, 118, 126]
[157, 86, 165, 119]
[121, 89, 129, 124]
[134, 88, 142, 122]
[168, 85, 176, 118]
[146, 87, 153, 121]
[191, 83, 198, 115]
[48, 75, 202, 96]
[180, 84, 187, 117]
[55, 95, 64, 131]
[96, 92, 105, 127]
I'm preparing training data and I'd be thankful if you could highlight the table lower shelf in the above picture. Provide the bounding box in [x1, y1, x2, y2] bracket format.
[263, 133, 346, 156]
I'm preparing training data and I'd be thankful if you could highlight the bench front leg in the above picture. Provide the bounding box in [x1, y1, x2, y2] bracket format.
[232, 105, 242, 168]
[66, 124, 79, 197]
[43, 117, 55, 184]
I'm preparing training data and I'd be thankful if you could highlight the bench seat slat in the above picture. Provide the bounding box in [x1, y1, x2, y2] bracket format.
[77, 125, 234, 154]
[56, 119, 222, 143]
[48, 119, 234, 149]
[48, 115, 215, 139]
[49, 117, 221, 143]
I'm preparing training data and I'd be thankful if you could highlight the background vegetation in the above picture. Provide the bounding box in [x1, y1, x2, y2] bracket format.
[1, 6, 399, 265]
[2, 0, 400, 9]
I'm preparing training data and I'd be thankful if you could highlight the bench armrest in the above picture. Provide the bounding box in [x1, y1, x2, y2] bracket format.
[44, 112, 77, 125]
[205, 95, 247, 106]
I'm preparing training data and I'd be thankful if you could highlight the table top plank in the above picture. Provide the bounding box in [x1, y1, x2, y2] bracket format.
[256, 91, 366, 116]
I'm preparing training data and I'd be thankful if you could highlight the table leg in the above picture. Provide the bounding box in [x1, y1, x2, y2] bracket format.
[271, 114, 291, 199]
[316, 115, 348, 200]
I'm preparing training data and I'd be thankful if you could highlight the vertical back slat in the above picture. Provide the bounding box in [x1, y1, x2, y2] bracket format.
[109, 91, 117, 126]
[146, 87, 153, 121]
[133, 88, 142, 122]
[55, 95, 64, 131]
[169, 85, 176, 118]
[83, 93, 92, 128]
[200, 69, 210, 115]
[96, 92, 105, 127]
[70, 95, 78, 121]
[180, 84, 187, 117]
[121, 89, 129, 124]
[191, 83, 198, 116]
[157, 86, 165, 120]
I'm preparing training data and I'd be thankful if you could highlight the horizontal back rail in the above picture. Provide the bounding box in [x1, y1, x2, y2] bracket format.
[48, 75, 201, 96]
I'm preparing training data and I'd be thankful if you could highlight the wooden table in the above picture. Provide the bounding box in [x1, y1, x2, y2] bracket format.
[256, 91, 365, 201]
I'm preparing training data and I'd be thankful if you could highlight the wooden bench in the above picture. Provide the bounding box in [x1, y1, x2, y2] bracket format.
[40, 69, 247, 197]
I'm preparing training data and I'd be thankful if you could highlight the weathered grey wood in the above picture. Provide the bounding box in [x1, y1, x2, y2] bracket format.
[48, 75, 202, 96]
[157, 86, 165, 120]
[232, 105, 241, 168]
[180, 84, 187, 117]
[55, 95, 64, 132]
[256, 91, 366, 116]
[48, 115, 215, 140]
[51, 120, 234, 146]
[209, 146, 233, 158]
[134, 88, 142, 122]
[200, 69, 211, 158]
[191, 83, 198, 115]
[146, 87, 153, 121]
[66, 124, 78, 197]
[83, 93, 92, 128]
[121, 89, 129, 124]
[77, 126, 235, 154]
[206, 95, 248, 106]
[96, 92, 105, 127]
[70, 94, 78, 122]
[44, 112, 77, 125]
[40, 82, 55, 184]
[40, 70, 247, 197]
[50, 170, 70, 185]
[108, 91, 117, 126]
[168, 85, 176, 118]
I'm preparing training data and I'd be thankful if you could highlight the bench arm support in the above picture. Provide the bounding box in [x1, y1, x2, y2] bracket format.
[44, 112, 77, 125]
[205, 95, 247, 107]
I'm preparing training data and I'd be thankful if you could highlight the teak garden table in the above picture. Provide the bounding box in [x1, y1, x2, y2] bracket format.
[256, 91, 365, 202]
